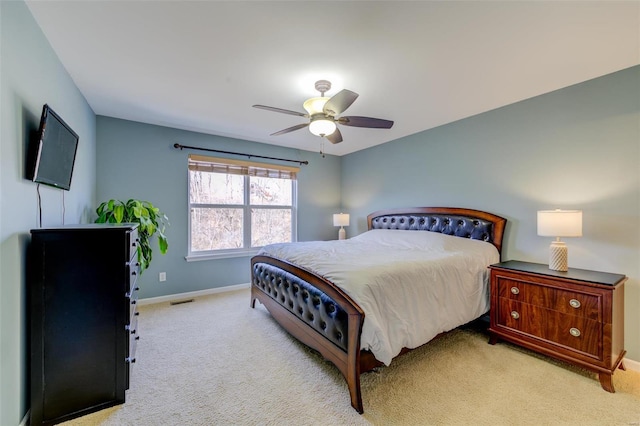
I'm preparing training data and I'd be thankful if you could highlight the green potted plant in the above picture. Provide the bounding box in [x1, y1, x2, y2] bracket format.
[95, 199, 169, 272]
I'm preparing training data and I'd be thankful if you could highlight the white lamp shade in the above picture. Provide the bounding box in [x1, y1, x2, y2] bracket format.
[333, 213, 350, 227]
[537, 210, 582, 237]
[303, 97, 329, 115]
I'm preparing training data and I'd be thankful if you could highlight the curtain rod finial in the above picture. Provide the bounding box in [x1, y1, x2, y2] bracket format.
[174, 143, 182, 150]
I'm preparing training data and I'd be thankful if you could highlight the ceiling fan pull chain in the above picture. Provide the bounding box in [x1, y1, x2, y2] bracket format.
[320, 139, 325, 158]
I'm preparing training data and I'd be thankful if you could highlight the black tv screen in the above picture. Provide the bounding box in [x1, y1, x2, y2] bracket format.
[29, 104, 79, 191]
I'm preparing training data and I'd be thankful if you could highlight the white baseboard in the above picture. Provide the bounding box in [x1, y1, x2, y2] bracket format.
[624, 357, 640, 372]
[138, 282, 250, 306]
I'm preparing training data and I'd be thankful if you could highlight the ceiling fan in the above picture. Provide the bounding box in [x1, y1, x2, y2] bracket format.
[253, 80, 394, 144]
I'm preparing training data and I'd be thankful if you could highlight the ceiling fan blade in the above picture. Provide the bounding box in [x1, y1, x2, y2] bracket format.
[323, 89, 359, 116]
[270, 122, 309, 136]
[338, 116, 394, 129]
[253, 104, 308, 117]
[325, 128, 343, 144]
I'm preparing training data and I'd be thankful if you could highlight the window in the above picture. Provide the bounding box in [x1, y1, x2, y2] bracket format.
[187, 155, 298, 260]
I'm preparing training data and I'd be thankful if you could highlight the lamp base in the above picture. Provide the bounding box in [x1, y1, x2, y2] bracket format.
[338, 227, 346, 240]
[549, 240, 568, 271]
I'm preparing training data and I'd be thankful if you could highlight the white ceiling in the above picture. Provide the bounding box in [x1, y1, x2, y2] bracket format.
[26, 1, 640, 156]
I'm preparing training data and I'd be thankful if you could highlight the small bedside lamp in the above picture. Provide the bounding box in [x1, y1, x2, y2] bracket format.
[537, 209, 582, 271]
[333, 213, 350, 240]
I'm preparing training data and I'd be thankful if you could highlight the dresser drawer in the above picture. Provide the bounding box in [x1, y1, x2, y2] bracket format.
[127, 313, 139, 349]
[127, 260, 140, 294]
[497, 298, 602, 357]
[497, 278, 601, 321]
[127, 284, 139, 313]
[129, 299, 139, 324]
[125, 316, 139, 391]
[128, 229, 139, 261]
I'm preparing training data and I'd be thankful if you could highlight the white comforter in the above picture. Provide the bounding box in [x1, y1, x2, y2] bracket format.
[258, 229, 500, 365]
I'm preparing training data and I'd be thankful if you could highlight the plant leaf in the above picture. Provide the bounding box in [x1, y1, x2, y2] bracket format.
[159, 237, 168, 254]
[114, 205, 124, 223]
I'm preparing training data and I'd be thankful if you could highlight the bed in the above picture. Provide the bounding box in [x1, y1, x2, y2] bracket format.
[250, 207, 506, 413]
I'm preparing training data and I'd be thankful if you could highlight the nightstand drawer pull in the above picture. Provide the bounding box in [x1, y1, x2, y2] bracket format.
[510, 287, 519, 295]
[570, 328, 581, 337]
[511, 311, 520, 320]
[569, 299, 581, 309]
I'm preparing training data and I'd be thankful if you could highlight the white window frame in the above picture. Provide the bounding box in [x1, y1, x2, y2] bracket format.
[186, 155, 298, 261]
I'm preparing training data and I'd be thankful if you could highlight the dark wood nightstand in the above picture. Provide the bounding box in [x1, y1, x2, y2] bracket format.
[488, 260, 626, 392]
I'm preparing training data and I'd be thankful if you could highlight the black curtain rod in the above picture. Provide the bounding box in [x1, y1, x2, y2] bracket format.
[173, 143, 309, 166]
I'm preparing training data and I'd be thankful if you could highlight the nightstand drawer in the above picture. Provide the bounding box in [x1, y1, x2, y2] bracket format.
[497, 298, 602, 357]
[497, 278, 601, 321]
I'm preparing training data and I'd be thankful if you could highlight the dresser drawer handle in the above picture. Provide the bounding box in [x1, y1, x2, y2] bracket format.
[510, 287, 519, 295]
[511, 311, 520, 320]
[570, 328, 581, 337]
[569, 299, 581, 309]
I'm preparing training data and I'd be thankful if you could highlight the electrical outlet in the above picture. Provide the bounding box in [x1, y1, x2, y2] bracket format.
[159, 272, 166, 282]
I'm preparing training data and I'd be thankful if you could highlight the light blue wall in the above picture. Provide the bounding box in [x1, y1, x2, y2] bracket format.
[0, 2, 97, 424]
[342, 66, 640, 361]
[96, 117, 342, 299]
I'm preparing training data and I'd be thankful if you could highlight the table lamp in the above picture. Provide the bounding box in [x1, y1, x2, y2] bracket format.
[333, 213, 350, 240]
[537, 209, 582, 271]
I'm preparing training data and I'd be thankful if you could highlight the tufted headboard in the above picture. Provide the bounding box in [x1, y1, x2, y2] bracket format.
[367, 207, 507, 256]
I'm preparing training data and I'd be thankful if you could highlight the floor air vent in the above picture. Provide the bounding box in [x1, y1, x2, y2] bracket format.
[170, 299, 194, 306]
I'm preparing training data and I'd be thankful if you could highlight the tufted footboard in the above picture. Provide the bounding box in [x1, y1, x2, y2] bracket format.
[250, 255, 366, 413]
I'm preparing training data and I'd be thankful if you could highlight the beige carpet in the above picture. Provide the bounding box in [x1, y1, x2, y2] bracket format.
[63, 289, 640, 425]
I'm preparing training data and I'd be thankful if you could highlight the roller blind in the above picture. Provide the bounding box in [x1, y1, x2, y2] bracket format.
[188, 154, 298, 180]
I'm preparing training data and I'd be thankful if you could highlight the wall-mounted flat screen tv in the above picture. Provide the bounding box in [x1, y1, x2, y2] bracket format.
[28, 104, 79, 191]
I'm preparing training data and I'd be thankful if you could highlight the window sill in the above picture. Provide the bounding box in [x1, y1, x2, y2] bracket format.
[185, 248, 260, 262]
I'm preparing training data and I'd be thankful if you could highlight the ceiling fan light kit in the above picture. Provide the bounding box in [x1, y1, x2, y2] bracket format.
[253, 79, 394, 146]
[303, 94, 337, 136]
[309, 115, 337, 137]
